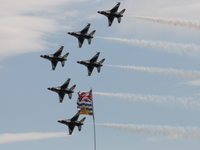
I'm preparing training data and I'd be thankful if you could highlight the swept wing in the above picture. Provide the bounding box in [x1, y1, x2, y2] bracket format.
[108, 16, 115, 26]
[81, 24, 91, 34]
[54, 46, 64, 56]
[87, 66, 95, 76]
[111, 2, 120, 12]
[51, 60, 58, 70]
[68, 125, 75, 135]
[78, 37, 85, 48]
[61, 79, 70, 89]
[90, 52, 100, 62]
[58, 92, 65, 103]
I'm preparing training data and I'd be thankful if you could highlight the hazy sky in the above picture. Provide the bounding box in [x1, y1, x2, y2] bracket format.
[1, 0, 200, 150]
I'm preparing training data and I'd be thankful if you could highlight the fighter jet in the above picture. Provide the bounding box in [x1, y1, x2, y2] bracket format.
[40, 46, 69, 70]
[47, 78, 76, 103]
[97, 2, 125, 26]
[68, 23, 96, 48]
[58, 113, 86, 135]
[77, 52, 105, 76]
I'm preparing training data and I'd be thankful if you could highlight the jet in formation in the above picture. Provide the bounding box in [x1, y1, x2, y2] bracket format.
[68, 23, 96, 48]
[97, 2, 125, 26]
[58, 113, 86, 135]
[40, 46, 69, 70]
[47, 78, 76, 103]
[77, 52, 105, 76]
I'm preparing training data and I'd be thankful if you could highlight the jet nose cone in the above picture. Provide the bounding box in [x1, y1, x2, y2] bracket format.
[67, 32, 71, 35]
[97, 11, 101, 13]
[40, 55, 44, 57]
[77, 61, 80, 63]
[57, 120, 61, 123]
[47, 87, 51, 90]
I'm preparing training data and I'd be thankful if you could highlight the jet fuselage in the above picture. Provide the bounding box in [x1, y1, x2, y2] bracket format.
[98, 11, 123, 18]
[68, 32, 93, 39]
[77, 61, 103, 67]
[40, 55, 67, 61]
[58, 120, 84, 126]
[47, 87, 74, 94]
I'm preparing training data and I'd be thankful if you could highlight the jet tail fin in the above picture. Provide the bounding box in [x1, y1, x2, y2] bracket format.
[118, 9, 125, 23]
[97, 67, 101, 73]
[80, 117, 86, 123]
[88, 38, 92, 45]
[117, 17, 121, 23]
[70, 85, 76, 91]
[61, 53, 69, 67]
[68, 93, 72, 99]
[89, 30, 96, 36]
[67, 85, 76, 99]
[78, 117, 86, 131]
[63, 52, 69, 59]
[97, 58, 105, 73]
[99, 58, 105, 64]
[119, 9, 126, 15]
[61, 61, 65, 67]
[78, 125, 82, 131]
[87, 30, 96, 45]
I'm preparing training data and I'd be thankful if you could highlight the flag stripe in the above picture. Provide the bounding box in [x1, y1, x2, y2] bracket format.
[77, 90, 93, 115]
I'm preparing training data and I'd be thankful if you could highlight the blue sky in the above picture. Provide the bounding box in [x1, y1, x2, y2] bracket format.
[1, 0, 200, 150]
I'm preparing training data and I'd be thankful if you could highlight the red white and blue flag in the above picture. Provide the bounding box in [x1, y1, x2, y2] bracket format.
[77, 89, 93, 115]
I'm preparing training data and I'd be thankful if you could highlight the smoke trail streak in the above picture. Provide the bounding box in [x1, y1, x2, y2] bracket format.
[96, 123, 200, 139]
[93, 92, 200, 110]
[105, 64, 200, 79]
[135, 16, 200, 30]
[97, 37, 200, 55]
[0, 132, 69, 144]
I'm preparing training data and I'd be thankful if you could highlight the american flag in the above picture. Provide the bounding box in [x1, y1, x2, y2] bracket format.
[77, 89, 93, 115]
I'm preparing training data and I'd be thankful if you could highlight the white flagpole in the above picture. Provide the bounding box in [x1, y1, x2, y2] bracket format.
[91, 88, 96, 150]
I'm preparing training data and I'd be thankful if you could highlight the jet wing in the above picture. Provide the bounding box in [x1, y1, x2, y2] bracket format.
[71, 113, 79, 121]
[108, 16, 114, 26]
[54, 46, 64, 56]
[80, 24, 91, 34]
[78, 37, 85, 48]
[111, 2, 120, 13]
[87, 66, 94, 76]
[51, 60, 58, 70]
[90, 52, 100, 62]
[61, 79, 70, 89]
[58, 92, 65, 103]
[68, 124, 75, 135]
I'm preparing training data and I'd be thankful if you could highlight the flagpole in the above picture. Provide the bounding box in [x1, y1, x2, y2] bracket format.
[93, 114, 96, 150]
[91, 88, 96, 150]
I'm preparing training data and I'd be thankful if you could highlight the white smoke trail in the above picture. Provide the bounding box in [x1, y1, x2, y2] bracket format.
[135, 16, 200, 30]
[93, 92, 200, 110]
[97, 37, 200, 55]
[96, 123, 200, 139]
[105, 64, 200, 79]
[0, 132, 69, 144]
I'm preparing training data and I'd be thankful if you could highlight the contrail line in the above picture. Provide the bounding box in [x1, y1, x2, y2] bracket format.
[105, 64, 200, 79]
[0, 132, 69, 144]
[93, 92, 200, 110]
[97, 37, 200, 55]
[95, 123, 200, 140]
[134, 16, 200, 30]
